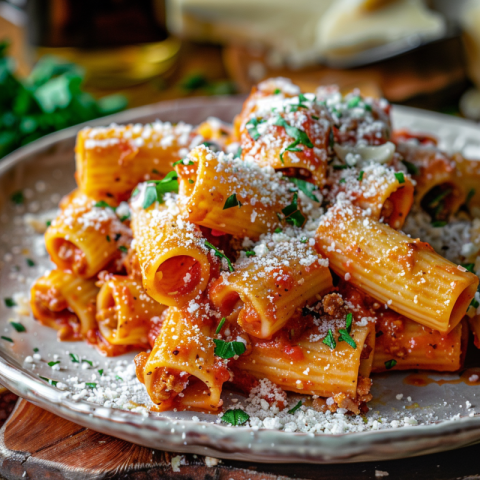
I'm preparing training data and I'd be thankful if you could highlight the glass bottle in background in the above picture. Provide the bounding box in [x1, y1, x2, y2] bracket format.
[26, 0, 181, 87]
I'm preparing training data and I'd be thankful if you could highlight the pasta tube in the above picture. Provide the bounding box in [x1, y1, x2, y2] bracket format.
[178, 145, 298, 238]
[210, 231, 333, 338]
[134, 305, 229, 410]
[75, 122, 203, 202]
[130, 200, 211, 307]
[315, 203, 478, 332]
[373, 311, 466, 372]
[96, 276, 166, 346]
[30, 270, 98, 340]
[45, 191, 131, 278]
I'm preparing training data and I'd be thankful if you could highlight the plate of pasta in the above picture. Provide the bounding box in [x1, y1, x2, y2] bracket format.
[2, 78, 480, 463]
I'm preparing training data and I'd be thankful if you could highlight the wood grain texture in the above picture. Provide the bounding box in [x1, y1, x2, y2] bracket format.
[1, 399, 480, 480]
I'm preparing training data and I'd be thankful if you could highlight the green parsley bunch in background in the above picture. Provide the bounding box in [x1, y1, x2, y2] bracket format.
[0, 41, 127, 158]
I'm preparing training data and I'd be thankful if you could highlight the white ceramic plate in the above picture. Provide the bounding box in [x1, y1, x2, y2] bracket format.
[1, 97, 480, 464]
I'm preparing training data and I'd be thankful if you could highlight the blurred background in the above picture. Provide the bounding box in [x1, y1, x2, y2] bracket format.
[1, 0, 480, 158]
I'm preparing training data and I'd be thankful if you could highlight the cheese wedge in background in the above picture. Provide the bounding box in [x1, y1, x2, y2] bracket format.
[317, 0, 446, 61]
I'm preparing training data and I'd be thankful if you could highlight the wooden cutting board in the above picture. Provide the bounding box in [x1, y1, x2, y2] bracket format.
[1, 396, 480, 479]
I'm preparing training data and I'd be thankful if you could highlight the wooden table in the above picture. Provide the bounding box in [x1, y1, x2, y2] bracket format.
[0, 394, 479, 480]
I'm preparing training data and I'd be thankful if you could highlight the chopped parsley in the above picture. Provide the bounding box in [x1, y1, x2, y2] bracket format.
[46, 220, 51, 227]
[274, 227, 283, 233]
[312, 115, 319, 120]
[222, 409, 249, 426]
[245, 117, 264, 141]
[205, 241, 234, 272]
[357, 171, 364, 181]
[11, 191, 24, 204]
[98, 369, 104, 376]
[152, 168, 160, 174]
[33, 347, 39, 353]
[118, 245, 128, 253]
[82, 359, 93, 367]
[384, 359, 397, 370]
[69, 353, 79, 363]
[273, 88, 281, 94]
[466, 188, 476, 206]
[279, 140, 302, 164]
[245, 250, 256, 257]
[282, 193, 305, 227]
[85, 382, 97, 388]
[223, 193, 242, 209]
[10, 321, 26, 333]
[339, 178, 346, 184]
[274, 116, 313, 149]
[401, 159, 419, 176]
[431, 220, 447, 228]
[48, 361, 60, 367]
[26, 258, 35, 267]
[462, 263, 475, 273]
[214, 339, 246, 359]
[347, 96, 361, 108]
[40, 376, 57, 386]
[94, 200, 115, 211]
[202, 141, 220, 152]
[428, 189, 452, 208]
[1, 336, 13, 343]
[288, 177, 319, 202]
[173, 158, 194, 167]
[235, 146, 243, 158]
[106, 235, 111, 242]
[338, 328, 356, 349]
[288, 401, 302, 415]
[4, 298, 16, 307]
[142, 171, 179, 209]
[300, 237, 308, 243]
[345, 312, 353, 333]
[115, 375, 123, 382]
[322, 329, 336, 350]
[333, 164, 348, 170]
[215, 318, 226, 334]
[470, 298, 479, 309]
[394, 172, 405, 184]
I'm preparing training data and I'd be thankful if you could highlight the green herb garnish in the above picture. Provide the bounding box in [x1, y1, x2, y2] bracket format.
[394, 172, 405, 184]
[279, 140, 302, 164]
[4, 298, 16, 308]
[115, 375, 123, 382]
[213, 339, 246, 359]
[46, 220, 51, 227]
[384, 359, 397, 370]
[94, 200, 115, 211]
[11, 191, 24, 204]
[245, 250, 256, 257]
[333, 165, 348, 170]
[173, 158, 194, 167]
[358, 171, 364, 181]
[40, 376, 57, 386]
[98, 369, 104, 376]
[48, 361, 60, 367]
[462, 263, 475, 273]
[274, 116, 313, 149]
[287, 177, 319, 202]
[323, 329, 336, 350]
[82, 359, 93, 367]
[223, 193, 242, 209]
[274, 227, 283, 233]
[246, 118, 264, 141]
[205, 241, 234, 272]
[345, 312, 353, 333]
[401, 160, 419, 175]
[10, 321, 25, 333]
[288, 401, 303, 415]
[118, 246, 128, 253]
[69, 353, 79, 363]
[85, 382, 97, 388]
[142, 171, 179, 209]
[222, 409, 250, 426]
[338, 329, 357, 349]
[282, 193, 305, 227]
[431, 220, 447, 228]
[215, 317, 226, 335]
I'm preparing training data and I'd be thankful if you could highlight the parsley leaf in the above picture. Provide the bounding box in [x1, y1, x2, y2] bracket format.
[118, 246, 128, 253]
[246, 118, 264, 141]
[287, 177, 319, 202]
[173, 158, 194, 167]
[143, 171, 179, 209]
[85, 382, 97, 388]
[279, 140, 302, 164]
[323, 329, 336, 350]
[428, 188, 452, 208]
[11, 191, 24, 204]
[394, 172, 405, 184]
[115, 375, 123, 382]
[431, 220, 447, 228]
[273, 88, 281, 94]
[288, 401, 302, 414]
[347, 96, 361, 108]
[46, 220, 51, 227]
[235, 146, 243, 158]
[384, 359, 397, 370]
[245, 250, 256, 257]
[358, 171, 364, 181]
[222, 409, 249, 426]
[25, 258, 35, 267]
[338, 329, 357, 349]
[10, 321, 26, 333]
[282, 193, 306, 227]
[40, 376, 57, 386]
[94, 200, 116, 211]
[333, 165, 348, 170]
[345, 312, 353, 334]
[48, 361, 60, 367]
[466, 188, 476, 206]
[339, 178, 346, 184]
[215, 317, 226, 335]
[69, 353, 79, 363]
[223, 193, 242, 209]
[98, 369, 104, 376]
[401, 159, 419, 176]
[274, 227, 282, 233]
[274, 116, 313, 148]
[462, 263, 475, 273]
[213, 339, 246, 359]
[4, 298, 16, 307]
[470, 298, 479, 309]
[205, 241, 234, 272]
[1, 336, 13, 343]
[82, 359, 93, 367]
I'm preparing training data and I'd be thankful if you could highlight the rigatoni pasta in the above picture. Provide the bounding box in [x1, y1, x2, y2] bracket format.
[29, 77, 480, 422]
